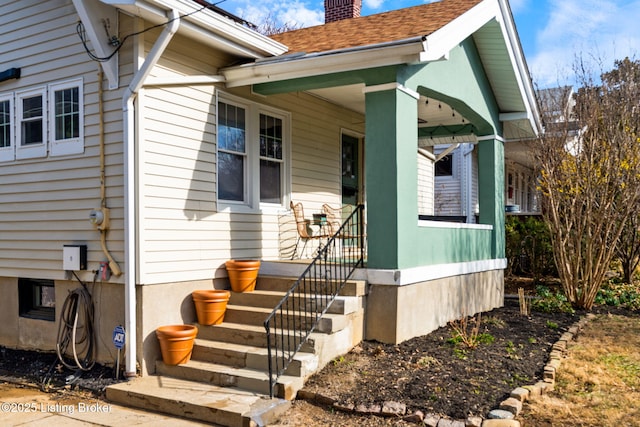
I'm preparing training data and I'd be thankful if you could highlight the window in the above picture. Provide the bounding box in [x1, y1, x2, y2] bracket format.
[217, 93, 289, 210]
[218, 102, 247, 201]
[259, 113, 283, 203]
[50, 79, 84, 156]
[49, 80, 84, 156]
[16, 87, 46, 159]
[0, 94, 12, 162]
[435, 154, 453, 177]
[18, 278, 55, 321]
[2, 78, 83, 161]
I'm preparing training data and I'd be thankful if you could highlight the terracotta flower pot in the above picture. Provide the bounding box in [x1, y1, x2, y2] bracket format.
[155, 324, 198, 365]
[192, 290, 230, 325]
[225, 259, 261, 293]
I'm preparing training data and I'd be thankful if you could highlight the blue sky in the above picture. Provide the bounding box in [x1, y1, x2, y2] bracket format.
[213, 0, 639, 88]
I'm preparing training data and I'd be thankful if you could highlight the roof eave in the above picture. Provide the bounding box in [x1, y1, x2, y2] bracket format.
[493, 0, 542, 137]
[98, 0, 287, 58]
[222, 39, 428, 88]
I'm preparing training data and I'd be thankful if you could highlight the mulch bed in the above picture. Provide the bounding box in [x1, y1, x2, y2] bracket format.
[0, 347, 123, 395]
[300, 298, 579, 420]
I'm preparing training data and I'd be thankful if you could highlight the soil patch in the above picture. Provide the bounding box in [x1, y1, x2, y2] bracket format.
[0, 347, 123, 395]
[299, 298, 577, 421]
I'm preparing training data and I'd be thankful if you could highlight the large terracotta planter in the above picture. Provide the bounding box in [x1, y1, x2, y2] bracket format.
[192, 290, 230, 325]
[155, 324, 198, 365]
[225, 259, 261, 292]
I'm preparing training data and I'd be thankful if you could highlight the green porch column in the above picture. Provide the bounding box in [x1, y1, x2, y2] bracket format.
[364, 83, 419, 269]
[477, 136, 505, 259]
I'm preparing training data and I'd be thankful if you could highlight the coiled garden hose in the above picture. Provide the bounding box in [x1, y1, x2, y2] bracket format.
[56, 283, 96, 371]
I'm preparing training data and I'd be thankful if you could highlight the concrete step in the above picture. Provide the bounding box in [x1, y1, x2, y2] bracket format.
[255, 275, 367, 297]
[191, 338, 319, 377]
[223, 304, 350, 334]
[229, 290, 363, 315]
[195, 322, 321, 353]
[106, 375, 290, 427]
[156, 359, 304, 400]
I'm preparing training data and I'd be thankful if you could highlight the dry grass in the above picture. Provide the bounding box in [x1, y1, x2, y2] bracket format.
[520, 314, 640, 426]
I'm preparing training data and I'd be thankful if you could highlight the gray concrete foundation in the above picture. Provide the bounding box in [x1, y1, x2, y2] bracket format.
[365, 269, 504, 344]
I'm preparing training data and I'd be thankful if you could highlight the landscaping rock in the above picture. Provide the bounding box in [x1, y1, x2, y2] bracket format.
[499, 397, 522, 416]
[487, 409, 515, 419]
[466, 415, 483, 426]
[510, 387, 529, 402]
[381, 400, 406, 416]
[424, 413, 441, 427]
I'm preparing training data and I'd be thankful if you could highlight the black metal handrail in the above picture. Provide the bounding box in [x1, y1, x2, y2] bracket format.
[264, 204, 365, 398]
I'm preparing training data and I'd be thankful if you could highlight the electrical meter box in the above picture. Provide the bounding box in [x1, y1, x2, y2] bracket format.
[63, 245, 87, 271]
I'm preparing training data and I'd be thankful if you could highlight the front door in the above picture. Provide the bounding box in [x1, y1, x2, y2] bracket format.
[341, 133, 362, 207]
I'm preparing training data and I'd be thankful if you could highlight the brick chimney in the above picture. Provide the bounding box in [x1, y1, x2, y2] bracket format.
[325, 0, 362, 23]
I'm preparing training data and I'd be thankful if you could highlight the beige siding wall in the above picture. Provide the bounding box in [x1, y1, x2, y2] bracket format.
[138, 36, 364, 284]
[417, 149, 434, 216]
[0, 1, 128, 283]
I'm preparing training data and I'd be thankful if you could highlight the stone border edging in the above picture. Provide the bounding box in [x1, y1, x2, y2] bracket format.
[296, 313, 596, 427]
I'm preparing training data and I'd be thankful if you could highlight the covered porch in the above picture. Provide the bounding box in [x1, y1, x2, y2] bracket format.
[221, 0, 539, 344]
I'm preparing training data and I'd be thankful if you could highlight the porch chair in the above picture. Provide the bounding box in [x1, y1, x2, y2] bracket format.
[290, 201, 329, 259]
[322, 204, 363, 259]
[321, 204, 356, 236]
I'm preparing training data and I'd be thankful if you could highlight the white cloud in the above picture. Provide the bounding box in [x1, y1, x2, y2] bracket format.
[364, 0, 385, 8]
[228, 0, 323, 28]
[529, 0, 640, 87]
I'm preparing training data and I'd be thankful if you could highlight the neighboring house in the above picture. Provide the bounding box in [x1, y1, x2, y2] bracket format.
[0, 0, 540, 418]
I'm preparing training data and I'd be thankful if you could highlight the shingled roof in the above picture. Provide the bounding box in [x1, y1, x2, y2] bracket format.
[270, 0, 482, 54]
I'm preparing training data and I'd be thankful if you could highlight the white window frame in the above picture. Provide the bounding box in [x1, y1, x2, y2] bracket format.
[49, 78, 84, 157]
[0, 93, 13, 163]
[434, 150, 456, 181]
[16, 86, 47, 160]
[216, 91, 290, 213]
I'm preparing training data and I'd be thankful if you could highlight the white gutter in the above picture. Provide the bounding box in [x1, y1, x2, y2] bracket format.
[223, 38, 427, 88]
[100, 0, 286, 57]
[122, 8, 179, 378]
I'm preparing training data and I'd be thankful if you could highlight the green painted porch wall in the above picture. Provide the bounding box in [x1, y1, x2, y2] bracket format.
[253, 38, 506, 268]
[365, 40, 504, 269]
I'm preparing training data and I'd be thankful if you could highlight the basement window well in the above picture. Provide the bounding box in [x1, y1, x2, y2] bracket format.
[19, 278, 55, 321]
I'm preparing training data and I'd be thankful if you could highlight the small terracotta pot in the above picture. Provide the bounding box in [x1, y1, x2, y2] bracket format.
[225, 259, 261, 293]
[156, 324, 198, 365]
[192, 290, 230, 325]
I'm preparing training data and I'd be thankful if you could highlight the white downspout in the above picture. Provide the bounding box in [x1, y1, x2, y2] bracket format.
[122, 9, 180, 378]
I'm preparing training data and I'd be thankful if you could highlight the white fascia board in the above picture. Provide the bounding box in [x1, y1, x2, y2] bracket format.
[222, 40, 426, 88]
[493, 0, 542, 135]
[100, 0, 287, 57]
[419, 0, 496, 63]
[425, 0, 541, 137]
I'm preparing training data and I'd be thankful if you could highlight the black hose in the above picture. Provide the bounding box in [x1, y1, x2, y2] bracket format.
[55, 282, 96, 371]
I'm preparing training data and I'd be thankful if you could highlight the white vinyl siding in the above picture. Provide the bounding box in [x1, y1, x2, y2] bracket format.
[138, 76, 360, 283]
[0, 1, 128, 281]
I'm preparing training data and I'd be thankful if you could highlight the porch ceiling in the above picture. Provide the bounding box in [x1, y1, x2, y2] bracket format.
[308, 84, 472, 131]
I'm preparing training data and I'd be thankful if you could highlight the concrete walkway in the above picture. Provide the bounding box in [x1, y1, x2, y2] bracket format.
[0, 380, 214, 426]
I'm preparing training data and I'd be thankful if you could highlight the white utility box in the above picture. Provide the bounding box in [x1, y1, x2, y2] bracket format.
[63, 245, 87, 271]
